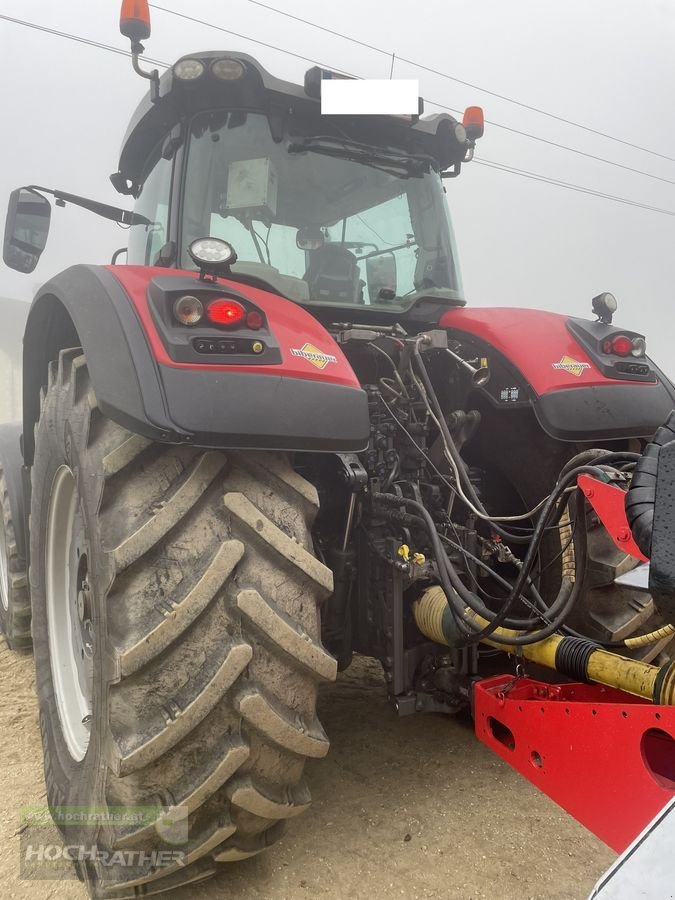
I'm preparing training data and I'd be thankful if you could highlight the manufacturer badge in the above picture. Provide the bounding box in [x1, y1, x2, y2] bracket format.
[552, 356, 591, 377]
[291, 342, 337, 370]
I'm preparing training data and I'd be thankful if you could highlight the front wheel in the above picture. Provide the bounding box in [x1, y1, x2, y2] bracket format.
[31, 349, 337, 897]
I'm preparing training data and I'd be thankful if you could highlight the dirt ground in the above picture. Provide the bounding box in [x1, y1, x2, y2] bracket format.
[0, 642, 615, 900]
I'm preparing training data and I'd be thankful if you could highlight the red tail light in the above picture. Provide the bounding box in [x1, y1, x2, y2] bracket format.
[207, 299, 245, 326]
[610, 335, 633, 356]
[602, 334, 646, 358]
[246, 310, 264, 330]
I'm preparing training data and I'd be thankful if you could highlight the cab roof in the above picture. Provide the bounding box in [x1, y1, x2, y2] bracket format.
[113, 51, 465, 193]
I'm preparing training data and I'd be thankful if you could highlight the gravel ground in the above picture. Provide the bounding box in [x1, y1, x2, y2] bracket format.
[0, 644, 615, 899]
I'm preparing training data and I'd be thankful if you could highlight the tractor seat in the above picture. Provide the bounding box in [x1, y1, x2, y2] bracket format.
[305, 244, 362, 303]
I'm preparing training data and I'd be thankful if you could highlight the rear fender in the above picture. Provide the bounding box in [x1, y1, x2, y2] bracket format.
[22, 264, 369, 462]
[440, 307, 675, 441]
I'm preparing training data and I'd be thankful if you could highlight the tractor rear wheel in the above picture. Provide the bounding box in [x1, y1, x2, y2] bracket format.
[0, 461, 31, 650]
[30, 348, 336, 898]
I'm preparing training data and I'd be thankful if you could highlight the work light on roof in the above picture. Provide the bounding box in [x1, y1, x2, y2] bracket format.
[174, 59, 205, 81]
[212, 58, 245, 80]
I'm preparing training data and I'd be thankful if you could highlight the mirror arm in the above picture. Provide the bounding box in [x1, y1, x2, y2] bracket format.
[25, 186, 151, 227]
[360, 240, 415, 261]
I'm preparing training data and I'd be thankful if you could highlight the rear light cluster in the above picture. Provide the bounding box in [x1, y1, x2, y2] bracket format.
[601, 334, 646, 358]
[173, 295, 264, 330]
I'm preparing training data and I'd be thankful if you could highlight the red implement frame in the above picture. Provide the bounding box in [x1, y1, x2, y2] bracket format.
[577, 473, 648, 562]
[474, 674, 675, 853]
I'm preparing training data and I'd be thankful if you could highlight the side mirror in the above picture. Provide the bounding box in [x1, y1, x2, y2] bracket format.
[366, 253, 397, 302]
[3, 188, 52, 273]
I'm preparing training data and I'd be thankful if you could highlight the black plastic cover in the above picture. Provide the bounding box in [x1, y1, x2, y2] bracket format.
[159, 366, 369, 450]
[533, 382, 675, 442]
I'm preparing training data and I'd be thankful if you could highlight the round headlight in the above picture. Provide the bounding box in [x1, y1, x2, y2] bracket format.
[211, 58, 245, 80]
[189, 238, 237, 267]
[454, 123, 467, 144]
[174, 58, 205, 81]
[174, 295, 204, 326]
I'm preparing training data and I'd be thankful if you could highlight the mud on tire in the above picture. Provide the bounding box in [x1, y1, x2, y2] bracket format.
[30, 348, 336, 898]
[0, 460, 31, 650]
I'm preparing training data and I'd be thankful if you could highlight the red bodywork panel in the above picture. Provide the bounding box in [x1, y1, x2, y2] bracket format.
[475, 675, 675, 853]
[439, 307, 651, 396]
[577, 474, 648, 562]
[106, 266, 360, 389]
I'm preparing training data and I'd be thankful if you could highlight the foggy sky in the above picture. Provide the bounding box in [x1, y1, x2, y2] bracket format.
[1, 0, 674, 371]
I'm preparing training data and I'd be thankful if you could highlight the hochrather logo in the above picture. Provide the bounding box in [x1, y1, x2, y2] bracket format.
[291, 343, 337, 370]
[552, 356, 591, 377]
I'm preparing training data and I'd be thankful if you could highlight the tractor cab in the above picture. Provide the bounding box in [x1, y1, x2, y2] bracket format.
[114, 50, 476, 316]
[3, 8, 483, 324]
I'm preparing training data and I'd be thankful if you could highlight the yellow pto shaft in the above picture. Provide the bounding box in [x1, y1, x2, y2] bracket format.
[413, 586, 675, 705]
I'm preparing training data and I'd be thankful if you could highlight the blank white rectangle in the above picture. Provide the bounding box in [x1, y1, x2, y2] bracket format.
[321, 79, 419, 115]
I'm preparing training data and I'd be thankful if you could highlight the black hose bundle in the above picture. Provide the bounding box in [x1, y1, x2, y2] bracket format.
[372, 341, 647, 647]
[373, 474, 591, 647]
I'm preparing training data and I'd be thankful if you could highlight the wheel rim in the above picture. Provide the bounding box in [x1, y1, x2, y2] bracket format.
[0, 507, 8, 612]
[46, 465, 93, 762]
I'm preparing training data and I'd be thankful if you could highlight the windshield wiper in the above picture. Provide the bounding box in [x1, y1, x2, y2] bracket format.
[27, 185, 152, 226]
[287, 137, 435, 178]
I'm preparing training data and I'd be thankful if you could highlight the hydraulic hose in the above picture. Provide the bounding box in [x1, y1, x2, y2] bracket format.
[373, 485, 587, 645]
[411, 345, 637, 549]
[413, 591, 675, 705]
[379, 506, 550, 630]
[379, 348, 640, 644]
[411, 344, 488, 515]
[371, 492, 480, 635]
[456, 478, 592, 644]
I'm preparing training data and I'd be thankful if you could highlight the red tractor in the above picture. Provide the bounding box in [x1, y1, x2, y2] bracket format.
[1, 3, 673, 895]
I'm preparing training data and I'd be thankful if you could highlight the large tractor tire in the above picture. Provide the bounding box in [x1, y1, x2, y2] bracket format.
[468, 409, 674, 664]
[30, 348, 336, 898]
[0, 438, 31, 650]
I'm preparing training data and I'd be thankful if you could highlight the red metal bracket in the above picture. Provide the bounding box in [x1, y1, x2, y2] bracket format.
[474, 674, 675, 853]
[577, 473, 648, 562]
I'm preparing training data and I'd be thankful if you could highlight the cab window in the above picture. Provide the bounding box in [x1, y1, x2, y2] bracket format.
[127, 150, 173, 265]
